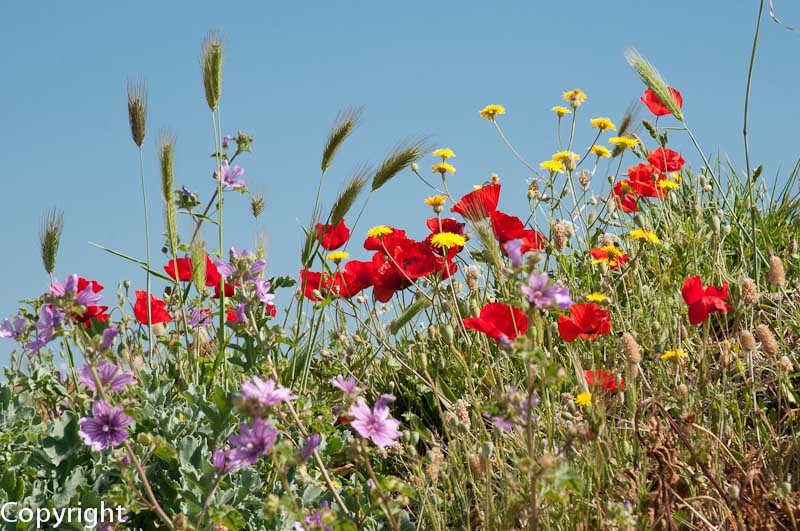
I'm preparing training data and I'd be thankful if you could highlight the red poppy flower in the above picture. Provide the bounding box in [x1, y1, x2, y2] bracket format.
[451, 183, 501, 220]
[612, 181, 640, 213]
[640, 87, 683, 117]
[585, 369, 624, 391]
[589, 246, 629, 269]
[364, 228, 407, 251]
[316, 219, 350, 250]
[681, 276, 732, 325]
[462, 302, 528, 345]
[300, 260, 373, 302]
[557, 303, 611, 342]
[370, 238, 438, 302]
[647, 147, 685, 172]
[626, 164, 665, 198]
[134, 291, 173, 324]
[69, 277, 108, 325]
[164, 257, 193, 282]
[426, 217, 465, 235]
[77, 277, 104, 293]
[490, 211, 546, 254]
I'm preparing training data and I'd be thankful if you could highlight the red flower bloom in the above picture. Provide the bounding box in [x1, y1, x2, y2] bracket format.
[300, 260, 373, 302]
[647, 147, 685, 172]
[315, 219, 350, 250]
[364, 228, 407, 251]
[214, 281, 236, 299]
[164, 257, 193, 282]
[370, 238, 438, 302]
[490, 210, 546, 254]
[134, 291, 173, 324]
[462, 302, 528, 345]
[77, 277, 104, 293]
[681, 276, 732, 325]
[426, 217, 465, 235]
[557, 303, 611, 342]
[589, 246, 629, 269]
[640, 87, 683, 117]
[450, 183, 501, 220]
[627, 164, 666, 198]
[585, 369, 624, 391]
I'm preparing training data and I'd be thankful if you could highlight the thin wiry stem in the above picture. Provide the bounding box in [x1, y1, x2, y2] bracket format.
[138, 147, 155, 357]
[744, 0, 765, 283]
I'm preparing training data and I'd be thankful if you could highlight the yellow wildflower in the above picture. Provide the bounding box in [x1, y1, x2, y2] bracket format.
[575, 392, 592, 407]
[472, 184, 483, 190]
[540, 160, 566, 173]
[590, 117, 616, 131]
[563, 89, 587, 107]
[671, 172, 683, 182]
[479, 104, 506, 120]
[367, 225, 393, 238]
[585, 292, 607, 303]
[660, 348, 688, 361]
[552, 106, 571, 117]
[608, 136, 639, 150]
[629, 229, 660, 244]
[430, 232, 466, 250]
[432, 148, 456, 160]
[424, 195, 447, 207]
[658, 178, 680, 190]
[327, 251, 350, 263]
[590, 145, 611, 158]
[552, 151, 580, 163]
[330, 480, 342, 489]
[432, 162, 456, 175]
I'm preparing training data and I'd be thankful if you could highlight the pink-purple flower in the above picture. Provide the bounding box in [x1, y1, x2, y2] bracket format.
[300, 433, 321, 460]
[0, 316, 25, 340]
[78, 400, 133, 451]
[349, 394, 402, 448]
[79, 362, 134, 392]
[215, 159, 246, 190]
[331, 375, 361, 394]
[227, 417, 279, 469]
[25, 304, 64, 353]
[240, 376, 297, 407]
[521, 272, 572, 309]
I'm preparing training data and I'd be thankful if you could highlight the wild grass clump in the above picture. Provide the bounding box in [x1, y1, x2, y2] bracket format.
[2, 25, 800, 531]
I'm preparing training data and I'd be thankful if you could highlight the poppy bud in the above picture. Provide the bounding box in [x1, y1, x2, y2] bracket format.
[710, 215, 721, 236]
[442, 324, 454, 343]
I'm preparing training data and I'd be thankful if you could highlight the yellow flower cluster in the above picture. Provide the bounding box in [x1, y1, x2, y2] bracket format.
[590, 145, 611, 158]
[590, 117, 616, 131]
[629, 229, 660, 244]
[424, 195, 447, 207]
[327, 251, 349, 263]
[540, 160, 566, 173]
[660, 348, 688, 361]
[432, 148, 455, 160]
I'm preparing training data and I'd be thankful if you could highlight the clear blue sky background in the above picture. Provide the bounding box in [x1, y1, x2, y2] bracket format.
[2, 1, 799, 367]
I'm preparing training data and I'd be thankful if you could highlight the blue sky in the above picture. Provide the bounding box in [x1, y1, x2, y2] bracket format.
[2, 1, 799, 367]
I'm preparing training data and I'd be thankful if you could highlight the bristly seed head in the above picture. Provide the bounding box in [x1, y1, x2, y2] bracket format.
[624, 48, 684, 121]
[158, 130, 178, 254]
[766, 255, 786, 288]
[127, 77, 147, 147]
[202, 31, 223, 111]
[755, 323, 780, 356]
[741, 277, 759, 306]
[739, 330, 756, 352]
[39, 208, 64, 275]
[251, 194, 265, 218]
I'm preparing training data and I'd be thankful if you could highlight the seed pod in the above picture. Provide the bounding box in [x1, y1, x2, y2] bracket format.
[755, 323, 779, 356]
[740, 277, 759, 306]
[766, 255, 786, 288]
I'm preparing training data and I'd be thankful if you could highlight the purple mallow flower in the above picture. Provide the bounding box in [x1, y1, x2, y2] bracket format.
[212, 448, 235, 474]
[294, 501, 332, 531]
[78, 400, 133, 451]
[101, 326, 119, 350]
[300, 433, 321, 460]
[188, 307, 212, 329]
[253, 278, 275, 304]
[0, 316, 26, 339]
[521, 272, 572, 309]
[349, 394, 402, 448]
[234, 302, 248, 323]
[25, 304, 64, 353]
[215, 159, 246, 189]
[331, 375, 361, 394]
[222, 134, 232, 149]
[212, 247, 266, 283]
[240, 376, 297, 407]
[50, 274, 101, 306]
[79, 362, 134, 393]
[485, 387, 540, 430]
[505, 238, 525, 267]
[227, 417, 279, 469]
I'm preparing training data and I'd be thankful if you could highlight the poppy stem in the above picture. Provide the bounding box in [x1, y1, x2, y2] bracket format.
[744, 0, 765, 283]
[137, 147, 155, 359]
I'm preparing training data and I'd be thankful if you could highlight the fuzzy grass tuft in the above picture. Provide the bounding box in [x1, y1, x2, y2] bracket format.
[38, 208, 64, 275]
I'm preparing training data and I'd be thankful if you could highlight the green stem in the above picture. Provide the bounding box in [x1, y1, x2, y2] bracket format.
[138, 147, 154, 359]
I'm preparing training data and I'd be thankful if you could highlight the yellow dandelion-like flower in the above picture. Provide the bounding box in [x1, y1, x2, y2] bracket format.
[430, 232, 466, 250]
[590, 145, 611, 158]
[432, 162, 456, 175]
[432, 148, 456, 160]
[367, 225, 393, 238]
[563, 89, 587, 107]
[540, 160, 566, 173]
[608, 136, 639, 150]
[327, 251, 350, 263]
[660, 348, 688, 361]
[479, 104, 506, 120]
[552, 151, 580, 163]
[472, 184, 483, 190]
[585, 292, 607, 303]
[424, 195, 447, 207]
[590, 117, 616, 131]
[671, 172, 683, 182]
[658, 178, 680, 190]
[575, 392, 592, 407]
[629, 229, 660, 244]
[552, 106, 571, 117]
[330, 480, 342, 489]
